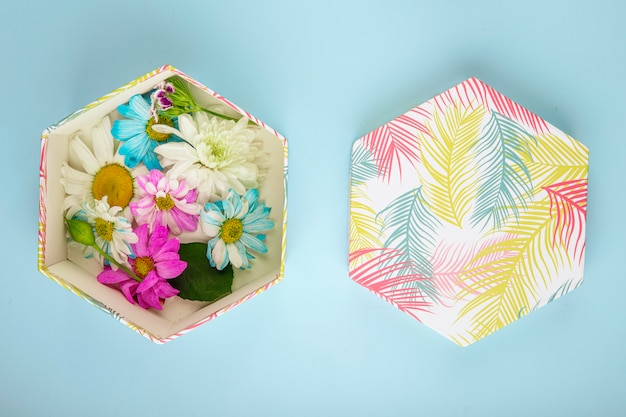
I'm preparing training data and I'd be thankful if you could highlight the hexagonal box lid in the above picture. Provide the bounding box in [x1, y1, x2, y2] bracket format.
[349, 77, 588, 346]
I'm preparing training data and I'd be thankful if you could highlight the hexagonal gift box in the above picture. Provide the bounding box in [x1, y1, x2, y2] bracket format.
[38, 65, 287, 343]
[349, 77, 588, 346]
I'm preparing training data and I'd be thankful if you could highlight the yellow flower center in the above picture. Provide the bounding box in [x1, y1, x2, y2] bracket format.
[221, 218, 243, 244]
[133, 256, 155, 279]
[155, 194, 175, 211]
[92, 164, 134, 208]
[146, 115, 174, 142]
[94, 217, 114, 241]
[195, 135, 233, 168]
[211, 142, 227, 160]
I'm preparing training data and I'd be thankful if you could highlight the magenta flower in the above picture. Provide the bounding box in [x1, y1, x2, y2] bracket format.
[150, 81, 175, 116]
[97, 224, 186, 310]
[130, 169, 201, 235]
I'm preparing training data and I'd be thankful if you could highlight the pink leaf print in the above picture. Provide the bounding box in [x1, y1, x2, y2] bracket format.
[430, 242, 473, 303]
[431, 234, 515, 303]
[433, 82, 481, 114]
[350, 248, 431, 319]
[464, 77, 550, 134]
[361, 107, 430, 182]
[543, 179, 588, 262]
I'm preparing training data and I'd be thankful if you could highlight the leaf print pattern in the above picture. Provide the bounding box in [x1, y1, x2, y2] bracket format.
[378, 187, 440, 284]
[361, 107, 429, 182]
[465, 77, 550, 134]
[430, 234, 514, 303]
[523, 133, 589, 191]
[349, 186, 384, 268]
[470, 111, 536, 230]
[349, 248, 432, 319]
[543, 179, 587, 262]
[351, 141, 381, 186]
[348, 77, 588, 346]
[457, 199, 570, 341]
[418, 103, 486, 228]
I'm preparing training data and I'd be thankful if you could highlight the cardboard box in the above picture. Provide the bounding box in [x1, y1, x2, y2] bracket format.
[38, 65, 287, 343]
[349, 77, 588, 346]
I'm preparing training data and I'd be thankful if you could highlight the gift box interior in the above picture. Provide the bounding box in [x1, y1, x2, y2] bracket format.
[39, 67, 287, 342]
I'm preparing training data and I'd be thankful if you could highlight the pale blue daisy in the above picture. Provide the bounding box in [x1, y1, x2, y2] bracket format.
[200, 189, 274, 270]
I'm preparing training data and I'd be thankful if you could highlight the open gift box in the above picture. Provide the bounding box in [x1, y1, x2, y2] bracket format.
[349, 77, 589, 346]
[38, 65, 287, 343]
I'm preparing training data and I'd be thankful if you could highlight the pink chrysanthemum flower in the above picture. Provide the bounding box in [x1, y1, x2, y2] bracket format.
[97, 224, 186, 310]
[130, 169, 201, 235]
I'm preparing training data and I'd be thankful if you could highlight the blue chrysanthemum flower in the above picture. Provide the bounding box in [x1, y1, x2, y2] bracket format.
[200, 189, 274, 270]
[111, 94, 177, 170]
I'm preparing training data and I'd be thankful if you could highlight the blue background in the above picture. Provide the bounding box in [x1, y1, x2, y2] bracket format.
[1, 0, 625, 416]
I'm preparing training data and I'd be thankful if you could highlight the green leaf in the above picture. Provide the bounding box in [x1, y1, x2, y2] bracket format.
[169, 243, 234, 302]
[65, 217, 95, 246]
[160, 76, 253, 124]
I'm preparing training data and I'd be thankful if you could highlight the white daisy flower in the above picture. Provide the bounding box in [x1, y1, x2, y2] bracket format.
[79, 196, 138, 268]
[60, 116, 144, 218]
[153, 112, 268, 200]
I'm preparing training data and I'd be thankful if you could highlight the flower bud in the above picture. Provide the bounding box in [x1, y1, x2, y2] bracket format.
[65, 217, 96, 246]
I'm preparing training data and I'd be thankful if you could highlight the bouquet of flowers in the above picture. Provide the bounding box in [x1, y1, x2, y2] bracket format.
[61, 77, 275, 311]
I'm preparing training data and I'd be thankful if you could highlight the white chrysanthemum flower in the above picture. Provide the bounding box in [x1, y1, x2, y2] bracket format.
[153, 112, 268, 200]
[60, 116, 144, 218]
[79, 196, 138, 268]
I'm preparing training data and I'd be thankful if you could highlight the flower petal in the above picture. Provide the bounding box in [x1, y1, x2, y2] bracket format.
[71, 136, 100, 175]
[201, 208, 225, 227]
[210, 239, 228, 270]
[239, 232, 268, 254]
[222, 199, 235, 219]
[242, 218, 274, 233]
[226, 243, 243, 268]
[119, 280, 139, 304]
[177, 114, 199, 142]
[92, 117, 115, 163]
[112, 119, 147, 140]
[154, 142, 198, 162]
[138, 288, 161, 310]
[243, 188, 259, 209]
[137, 270, 159, 292]
[142, 148, 162, 171]
[234, 240, 251, 268]
[128, 95, 152, 119]
[154, 260, 187, 279]
[152, 238, 180, 261]
[151, 251, 179, 263]
[117, 103, 140, 121]
[200, 221, 220, 237]
[119, 134, 151, 165]
[132, 224, 150, 257]
[147, 225, 169, 248]
[97, 267, 129, 284]
[230, 191, 243, 217]
[151, 124, 182, 137]
[60, 163, 94, 194]
[154, 281, 179, 299]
